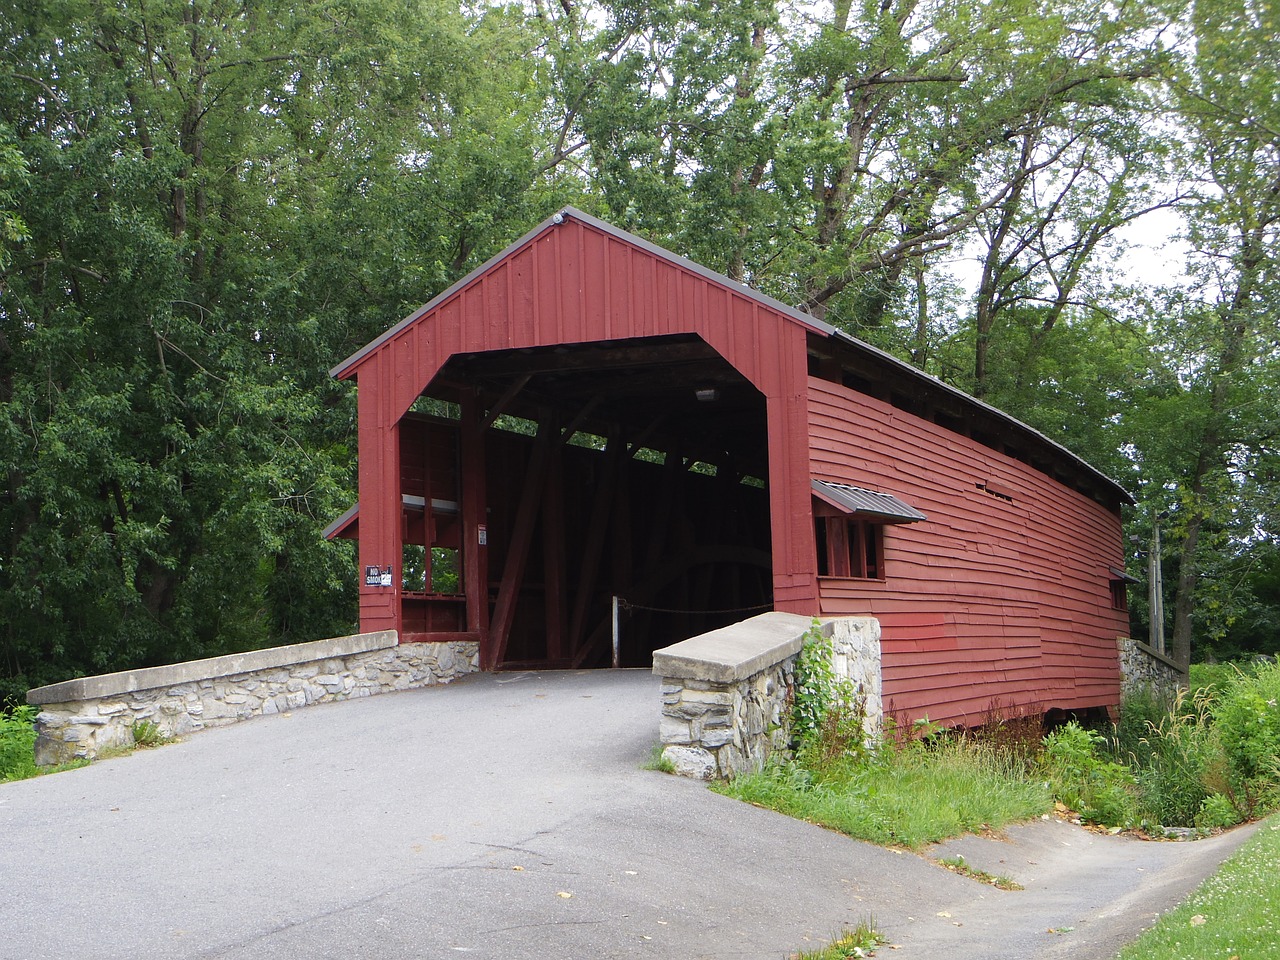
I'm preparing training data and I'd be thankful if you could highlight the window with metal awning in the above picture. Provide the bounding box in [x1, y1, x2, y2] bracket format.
[1108, 565, 1139, 612]
[811, 480, 926, 580]
[811, 480, 927, 524]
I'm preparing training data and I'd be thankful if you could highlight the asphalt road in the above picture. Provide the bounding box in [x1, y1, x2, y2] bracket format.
[0, 669, 1259, 959]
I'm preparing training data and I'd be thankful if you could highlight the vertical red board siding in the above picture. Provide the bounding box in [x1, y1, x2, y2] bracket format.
[345, 215, 832, 639]
[807, 376, 1126, 725]
[356, 362, 401, 634]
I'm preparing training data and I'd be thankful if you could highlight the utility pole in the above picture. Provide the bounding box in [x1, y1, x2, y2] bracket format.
[1149, 512, 1167, 655]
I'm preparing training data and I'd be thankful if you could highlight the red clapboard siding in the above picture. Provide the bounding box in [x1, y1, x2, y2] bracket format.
[338, 208, 1127, 727]
[809, 376, 1126, 725]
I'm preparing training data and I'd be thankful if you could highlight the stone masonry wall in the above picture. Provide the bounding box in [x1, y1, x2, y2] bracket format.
[28, 632, 477, 766]
[654, 614, 882, 780]
[1117, 636, 1185, 704]
[828, 616, 883, 742]
[659, 658, 795, 780]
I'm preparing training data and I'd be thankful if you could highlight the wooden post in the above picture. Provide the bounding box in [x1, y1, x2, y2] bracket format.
[461, 389, 490, 648]
[543, 413, 567, 660]
[356, 371, 401, 635]
[569, 435, 621, 656]
[488, 416, 554, 668]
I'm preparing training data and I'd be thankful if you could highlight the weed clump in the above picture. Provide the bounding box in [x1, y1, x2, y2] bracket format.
[0, 705, 38, 782]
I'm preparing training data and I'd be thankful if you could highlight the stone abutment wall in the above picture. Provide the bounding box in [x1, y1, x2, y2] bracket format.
[1117, 636, 1186, 705]
[27, 632, 478, 765]
[652, 613, 882, 780]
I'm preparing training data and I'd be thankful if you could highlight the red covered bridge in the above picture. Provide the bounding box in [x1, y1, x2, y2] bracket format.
[328, 208, 1133, 725]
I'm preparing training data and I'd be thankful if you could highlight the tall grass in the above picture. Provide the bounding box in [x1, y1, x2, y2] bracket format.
[1110, 660, 1280, 828]
[718, 734, 1051, 849]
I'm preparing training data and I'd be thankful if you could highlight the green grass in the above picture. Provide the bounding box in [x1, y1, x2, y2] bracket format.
[790, 919, 885, 959]
[1115, 813, 1280, 960]
[716, 736, 1051, 850]
[642, 742, 676, 774]
[935, 854, 1023, 890]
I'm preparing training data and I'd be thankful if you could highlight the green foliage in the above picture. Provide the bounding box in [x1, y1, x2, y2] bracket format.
[1115, 814, 1280, 960]
[719, 733, 1051, 850]
[1194, 793, 1241, 831]
[0, 704, 37, 782]
[1124, 688, 1224, 828]
[1040, 722, 1139, 827]
[1111, 662, 1280, 828]
[642, 743, 676, 775]
[131, 720, 171, 749]
[1213, 660, 1280, 820]
[790, 620, 868, 767]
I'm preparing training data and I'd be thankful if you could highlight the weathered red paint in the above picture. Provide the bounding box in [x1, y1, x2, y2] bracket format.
[334, 208, 1132, 722]
[335, 212, 819, 648]
[808, 377, 1128, 723]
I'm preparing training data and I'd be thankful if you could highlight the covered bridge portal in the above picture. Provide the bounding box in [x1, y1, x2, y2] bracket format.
[330, 208, 1134, 724]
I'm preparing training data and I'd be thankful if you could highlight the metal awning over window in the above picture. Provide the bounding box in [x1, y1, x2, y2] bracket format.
[811, 480, 927, 524]
[1109, 566, 1140, 583]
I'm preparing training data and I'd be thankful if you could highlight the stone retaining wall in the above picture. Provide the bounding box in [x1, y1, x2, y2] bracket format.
[26, 632, 478, 765]
[652, 613, 882, 780]
[1117, 636, 1185, 704]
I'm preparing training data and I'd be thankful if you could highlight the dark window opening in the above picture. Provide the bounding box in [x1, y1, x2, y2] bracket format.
[1110, 579, 1129, 612]
[815, 516, 884, 580]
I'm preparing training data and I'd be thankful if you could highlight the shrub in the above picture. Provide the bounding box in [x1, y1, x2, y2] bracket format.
[791, 620, 868, 767]
[0, 705, 38, 782]
[1213, 660, 1280, 820]
[1195, 792, 1242, 830]
[1041, 721, 1139, 827]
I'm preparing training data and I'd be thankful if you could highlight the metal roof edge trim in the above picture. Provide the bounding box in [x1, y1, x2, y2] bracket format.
[328, 206, 840, 380]
[328, 210, 573, 379]
[327, 206, 1131, 505]
[826, 329, 1134, 505]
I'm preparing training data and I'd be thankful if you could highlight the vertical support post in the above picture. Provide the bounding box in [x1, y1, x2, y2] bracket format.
[543, 413, 567, 660]
[1149, 515, 1165, 655]
[488, 416, 554, 669]
[612, 595, 620, 669]
[461, 389, 490, 648]
[764, 332, 818, 613]
[569, 435, 621, 655]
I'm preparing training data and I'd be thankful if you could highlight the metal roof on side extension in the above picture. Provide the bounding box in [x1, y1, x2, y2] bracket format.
[812, 480, 928, 524]
[331, 206, 1132, 506]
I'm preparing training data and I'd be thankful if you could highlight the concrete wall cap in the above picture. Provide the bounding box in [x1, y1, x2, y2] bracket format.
[27, 631, 399, 705]
[651, 612, 816, 683]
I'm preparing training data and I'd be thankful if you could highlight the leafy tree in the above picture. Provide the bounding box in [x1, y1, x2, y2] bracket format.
[0, 0, 579, 701]
[1155, 0, 1280, 668]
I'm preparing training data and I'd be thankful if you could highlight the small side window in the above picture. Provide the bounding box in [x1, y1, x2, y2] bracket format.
[815, 516, 885, 580]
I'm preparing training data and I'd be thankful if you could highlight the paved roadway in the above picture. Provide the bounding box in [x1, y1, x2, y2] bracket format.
[0, 670, 1259, 959]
